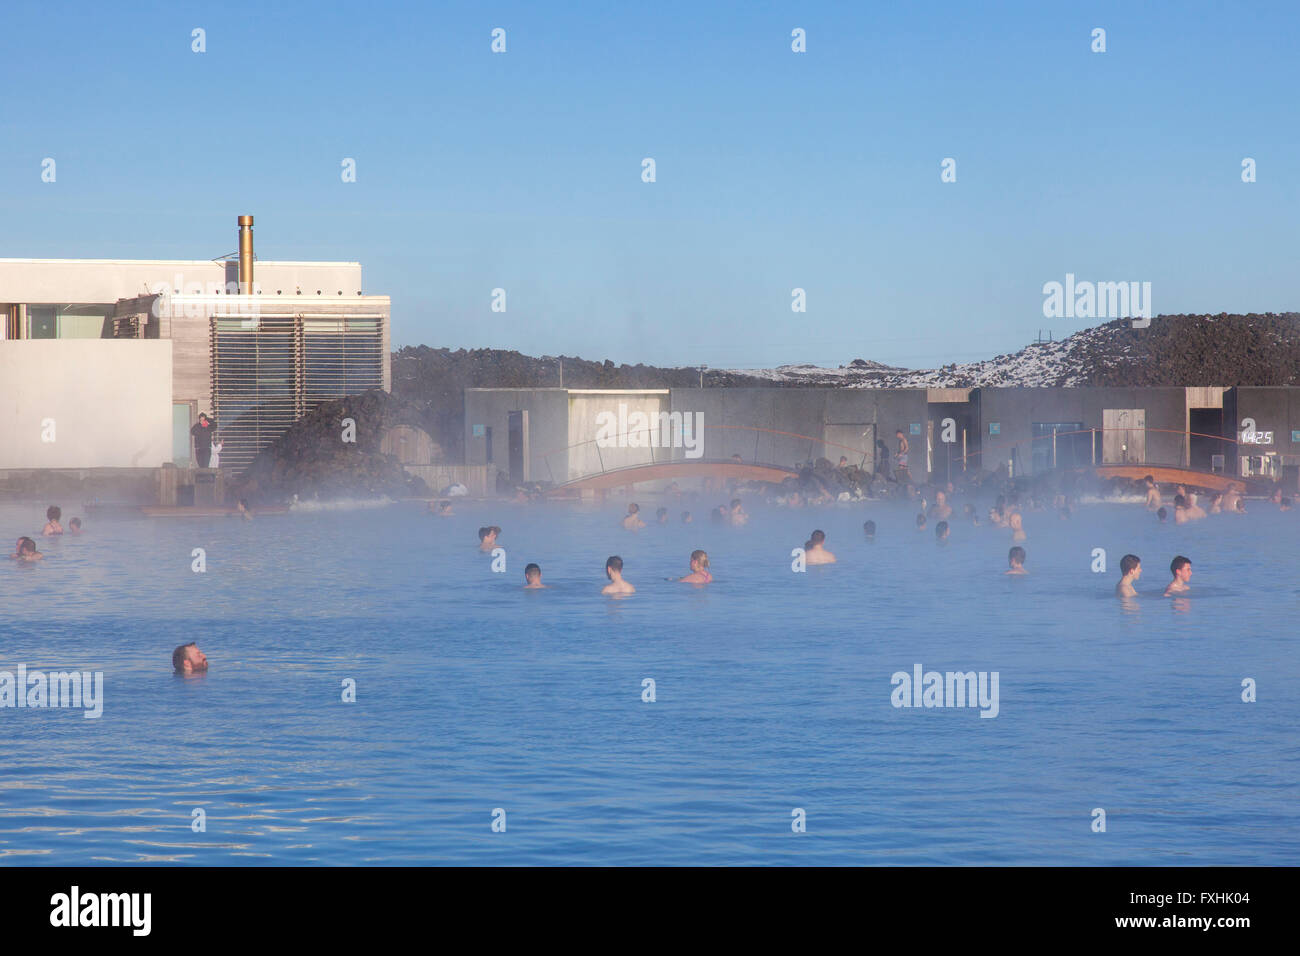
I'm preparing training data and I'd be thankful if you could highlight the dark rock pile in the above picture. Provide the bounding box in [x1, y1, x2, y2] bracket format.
[232, 390, 431, 504]
[1068, 313, 1300, 387]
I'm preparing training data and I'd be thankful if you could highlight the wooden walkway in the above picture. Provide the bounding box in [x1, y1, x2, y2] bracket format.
[547, 460, 794, 495]
[1089, 464, 1244, 493]
[140, 505, 289, 518]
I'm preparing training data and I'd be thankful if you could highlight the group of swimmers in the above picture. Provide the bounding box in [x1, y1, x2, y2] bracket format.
[463, 475, 1219, 600]
[1115, 553, 1195, 597]
[474, 522, 712, 593]
[617, 500, 748, 530]
[9, 506, 85, 562]
[1143, 476, 1263, 522]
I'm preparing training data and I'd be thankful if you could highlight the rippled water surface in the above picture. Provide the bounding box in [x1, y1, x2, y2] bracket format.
[2, 495, 1297, 865]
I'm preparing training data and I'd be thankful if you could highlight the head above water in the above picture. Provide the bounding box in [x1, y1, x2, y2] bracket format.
[524, 563, 541, 583]
[46, 505, 61, 521]
[69, 517, 82, 531]
[478, 526, 501, 542]
[627, 503, 639, 514]
[689, 549, 709, 569]
[935, 521, 949, 539]
[809, 529, 826, 546]
[1120, 554, 1141, 577]
[1008, 546, 1026, 567]
[863, 520, 876, 537]
[1170, 555, 1191, 576]
[605, 555, 623, 579]
[915, 513, 927, 528]
[1157, 506, 1168, 522]
[17, 536, 37, 554]
[172, 642, 208, 674]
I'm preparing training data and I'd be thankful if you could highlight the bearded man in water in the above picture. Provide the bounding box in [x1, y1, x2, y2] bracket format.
[172, 642, 209, 675]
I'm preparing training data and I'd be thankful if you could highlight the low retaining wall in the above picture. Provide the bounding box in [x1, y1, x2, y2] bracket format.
[405, 464, 492, 497]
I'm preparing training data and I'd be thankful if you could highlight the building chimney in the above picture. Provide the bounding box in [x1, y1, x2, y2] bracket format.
[238, 215, 254, 294]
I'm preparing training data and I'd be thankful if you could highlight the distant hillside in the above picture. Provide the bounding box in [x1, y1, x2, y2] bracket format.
[727, 313, 1300, 388]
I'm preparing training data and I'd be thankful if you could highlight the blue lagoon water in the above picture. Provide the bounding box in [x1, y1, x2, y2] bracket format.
[1, 497, 1297, 865]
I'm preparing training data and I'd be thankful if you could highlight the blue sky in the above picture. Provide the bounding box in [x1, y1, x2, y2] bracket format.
[2, 0, 1297, 369]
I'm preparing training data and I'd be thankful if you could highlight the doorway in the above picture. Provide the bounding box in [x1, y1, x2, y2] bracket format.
[1031, 422, 1088, 474]
[1189, 408, 1223, 471]
[508, 410, 529, 484]
[172, 402, 195, 466]
[823, 423, 875, 471]
[928, 403, 973, 482]
[1102, 409, 1145, 463]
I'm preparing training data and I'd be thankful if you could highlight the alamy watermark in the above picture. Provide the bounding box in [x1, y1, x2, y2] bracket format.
[1042, 273, 1151, 328]
[1, 664, 104, 718]
[891, 663, 999, 718]
[594, 404, 704, 459]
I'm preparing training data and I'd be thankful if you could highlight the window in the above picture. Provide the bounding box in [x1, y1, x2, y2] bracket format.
[56, 304, 111, 338]
[1031, 422, 1088, 473]
[23, 304, 111, 338]
[28, 306, 56, 338]
[1240, 455, 1282, 479]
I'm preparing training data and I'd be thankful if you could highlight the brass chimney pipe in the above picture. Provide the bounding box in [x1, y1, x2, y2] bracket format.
[237, 215, 254, 294]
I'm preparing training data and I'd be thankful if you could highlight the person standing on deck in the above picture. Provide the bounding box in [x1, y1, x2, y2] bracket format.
[190, 413, 217, 468]
[895, 429, 911, 483]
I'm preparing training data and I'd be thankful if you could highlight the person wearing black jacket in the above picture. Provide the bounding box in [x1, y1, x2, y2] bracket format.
[190, 412, 217, 468]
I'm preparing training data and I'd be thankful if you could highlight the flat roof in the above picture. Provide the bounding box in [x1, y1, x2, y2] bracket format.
[0, 258, 361, 266]
[164, 293, 389, 300]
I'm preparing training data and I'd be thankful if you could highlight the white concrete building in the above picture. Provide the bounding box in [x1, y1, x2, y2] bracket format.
[0, 218, 391, 473]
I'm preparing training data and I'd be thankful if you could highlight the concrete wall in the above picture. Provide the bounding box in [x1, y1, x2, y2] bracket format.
[0, 259, 364, 308]
[0, 340, 173, 468]
[465, 386, 936, 483]
[1230, 387, 1300, 483]
[668, 387, 929, 470]
[972, 388, 1190, 474]
[463, 384, 1296, 486]
[567, 390, 670, 480]
[464, 388, 570, 482]
[406, 464, 492, 498]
